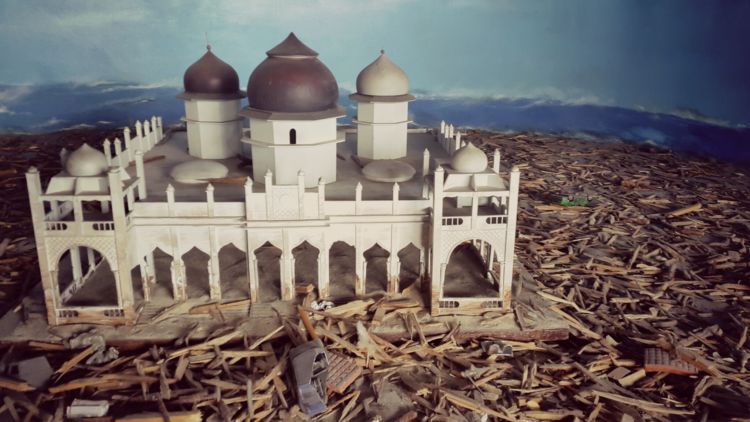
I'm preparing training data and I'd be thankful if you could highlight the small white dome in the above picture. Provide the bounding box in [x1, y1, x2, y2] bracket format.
[451, 142, 488, 173]
[170, 159, 228, 184]
[356, 51, 409, 96]
[362, 160, 416, 182]
[65, 143, 108, 176]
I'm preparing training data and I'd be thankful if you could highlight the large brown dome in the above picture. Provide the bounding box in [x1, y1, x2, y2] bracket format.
[183, 46, 242, 99]
[246, 33, 339, 114]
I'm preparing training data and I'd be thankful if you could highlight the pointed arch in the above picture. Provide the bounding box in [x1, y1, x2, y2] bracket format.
[293, 240, 319, 288]
[219, 243, 248, 300]
[57, 246, 117, 307]
[182, 247, 210, 299]
[329, 241, 355, 299]
[397, 243, 421, 292]
[254, 241, 282, 303]
[443, 240, 497, 297]
[364, 243, 390, 293]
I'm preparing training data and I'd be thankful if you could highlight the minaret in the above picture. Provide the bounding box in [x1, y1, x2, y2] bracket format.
[179, 45, 244, 159]
[351, 50, 415, 160]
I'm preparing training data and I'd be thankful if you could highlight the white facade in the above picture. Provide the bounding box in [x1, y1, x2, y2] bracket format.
[243, 117, 342, 187]
[355, 100, 411, 160]
[184, 98, 243, 159]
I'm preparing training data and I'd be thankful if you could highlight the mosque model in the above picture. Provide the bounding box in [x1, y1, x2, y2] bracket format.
[24, 33, 521, 326]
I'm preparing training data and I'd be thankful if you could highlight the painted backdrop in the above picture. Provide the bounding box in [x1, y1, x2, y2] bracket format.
[0, 0, 748, 161]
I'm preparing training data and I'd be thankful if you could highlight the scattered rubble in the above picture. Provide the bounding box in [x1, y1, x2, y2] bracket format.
[0, 129, 749, 420]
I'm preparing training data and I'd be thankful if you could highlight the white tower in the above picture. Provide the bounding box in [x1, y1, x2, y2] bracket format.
[240, 33, 345, 187]
[351, 50, 415, 160]
[179, 45, 244, 159]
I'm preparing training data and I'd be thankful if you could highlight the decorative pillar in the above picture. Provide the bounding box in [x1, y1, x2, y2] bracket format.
[143, 120, 152, 150]
[135, 121, 144, 152]
[317, 178, 325, 218]
[392, 183, 399, 215]
[114, 138, 124, 167]
[70, 246, 83, 284]
[280, 231, 293, 300]
[355, 182, 363, 215]
[103, 139, 112, 166]
[430, 166, 445, 315]
[156, 116, 164, 141]
[501, 167, 520, 309]
[206, 183, 215, 217]
[166, 184, 175, 216]
[244, 177, 253, 220]
[134, 150, 146, 200]
[86, 247, 96, 273]
[493, 149, 501, 173]
[318, 240, 329, 298]
[297, 171, 305, 219]
[28, 168, 60, 324]
[107, 167, 135, 312]
[123, 127, 132, 159]
[208, 228, 221, 300]
[151, 116, 158, 146]
[264, 170, 273, 219]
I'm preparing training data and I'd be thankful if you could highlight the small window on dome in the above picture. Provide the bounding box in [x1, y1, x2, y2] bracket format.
[289, 129, 297, 145]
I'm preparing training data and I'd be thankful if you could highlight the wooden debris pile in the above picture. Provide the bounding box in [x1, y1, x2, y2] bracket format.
[1, 129, 749, 420]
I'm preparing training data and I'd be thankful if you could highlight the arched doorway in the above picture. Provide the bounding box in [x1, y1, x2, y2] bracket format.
[151, 247, 175, 301]
[289, 128, 297, 145]
[397, 243, 421, 292]
[292, 241, 319, 289]
[443, 240, 497, 297]
[57, 246, 117, 307]
[329, 241, 355, 299]
[182, 247, 210, 299]
[364, 244, 390, 293]
[219, 243, 248, 300]
[254, 242, 282, 303]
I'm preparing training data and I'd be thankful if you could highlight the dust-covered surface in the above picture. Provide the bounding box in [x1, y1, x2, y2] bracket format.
[1, 128, 750, 420]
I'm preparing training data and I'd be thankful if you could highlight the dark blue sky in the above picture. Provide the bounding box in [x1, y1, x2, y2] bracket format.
[0, 0, 748, 126]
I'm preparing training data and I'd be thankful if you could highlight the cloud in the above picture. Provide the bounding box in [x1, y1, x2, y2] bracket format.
[36, 117, 65, 128]
[0, 85, 34, 103]
[212, 0, 414, 24]
[0, 105, 14, 115]
[413, 86, 612, 107]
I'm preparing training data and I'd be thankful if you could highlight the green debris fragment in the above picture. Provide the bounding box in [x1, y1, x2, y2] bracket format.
[560, 196, 589, 207]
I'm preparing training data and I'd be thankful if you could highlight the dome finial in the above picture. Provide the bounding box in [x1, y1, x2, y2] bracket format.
[205, 32, 211, 51]
[380, 48, 385, 55]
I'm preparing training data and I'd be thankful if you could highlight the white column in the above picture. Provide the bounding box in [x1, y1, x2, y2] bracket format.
[26, 167, 60, 324]
[140, 255, 151, 303]
[143, 120, 152, 150]
[114, 137, 124, 167]
[280, 231, 293, 300]
[107, 167, 133, 310]
[422, 148, 430, 177]
[123, 127, 132, 160]
[430, 166, 445, 314]
[166, 184, 175, 216]
[156, 116, 164, 140]
[86, 247, 96, 273]
[244, 177, 253, 220]
[264, 170, 273, 219]
[501, 167, 520, 309]
[493, 149, 501, 173]
[103, 139, 112, 166]
[135, 121, 144, 152]
[134, 150, 146, 200]
[297, 171, 305, 219]
[206, 183, 215, 217]
[392, 183, 399, 215]
[355, 182, 363, 215]
[208, 228, 220, 300]
[317, 178, 325, 218]
[70, 246, 83, 283]
[151, 116, 158, 146]
[318, 241, 329, 298]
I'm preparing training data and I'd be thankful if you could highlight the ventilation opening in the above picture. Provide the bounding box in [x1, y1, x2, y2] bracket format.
[289, 128, 297, 145]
